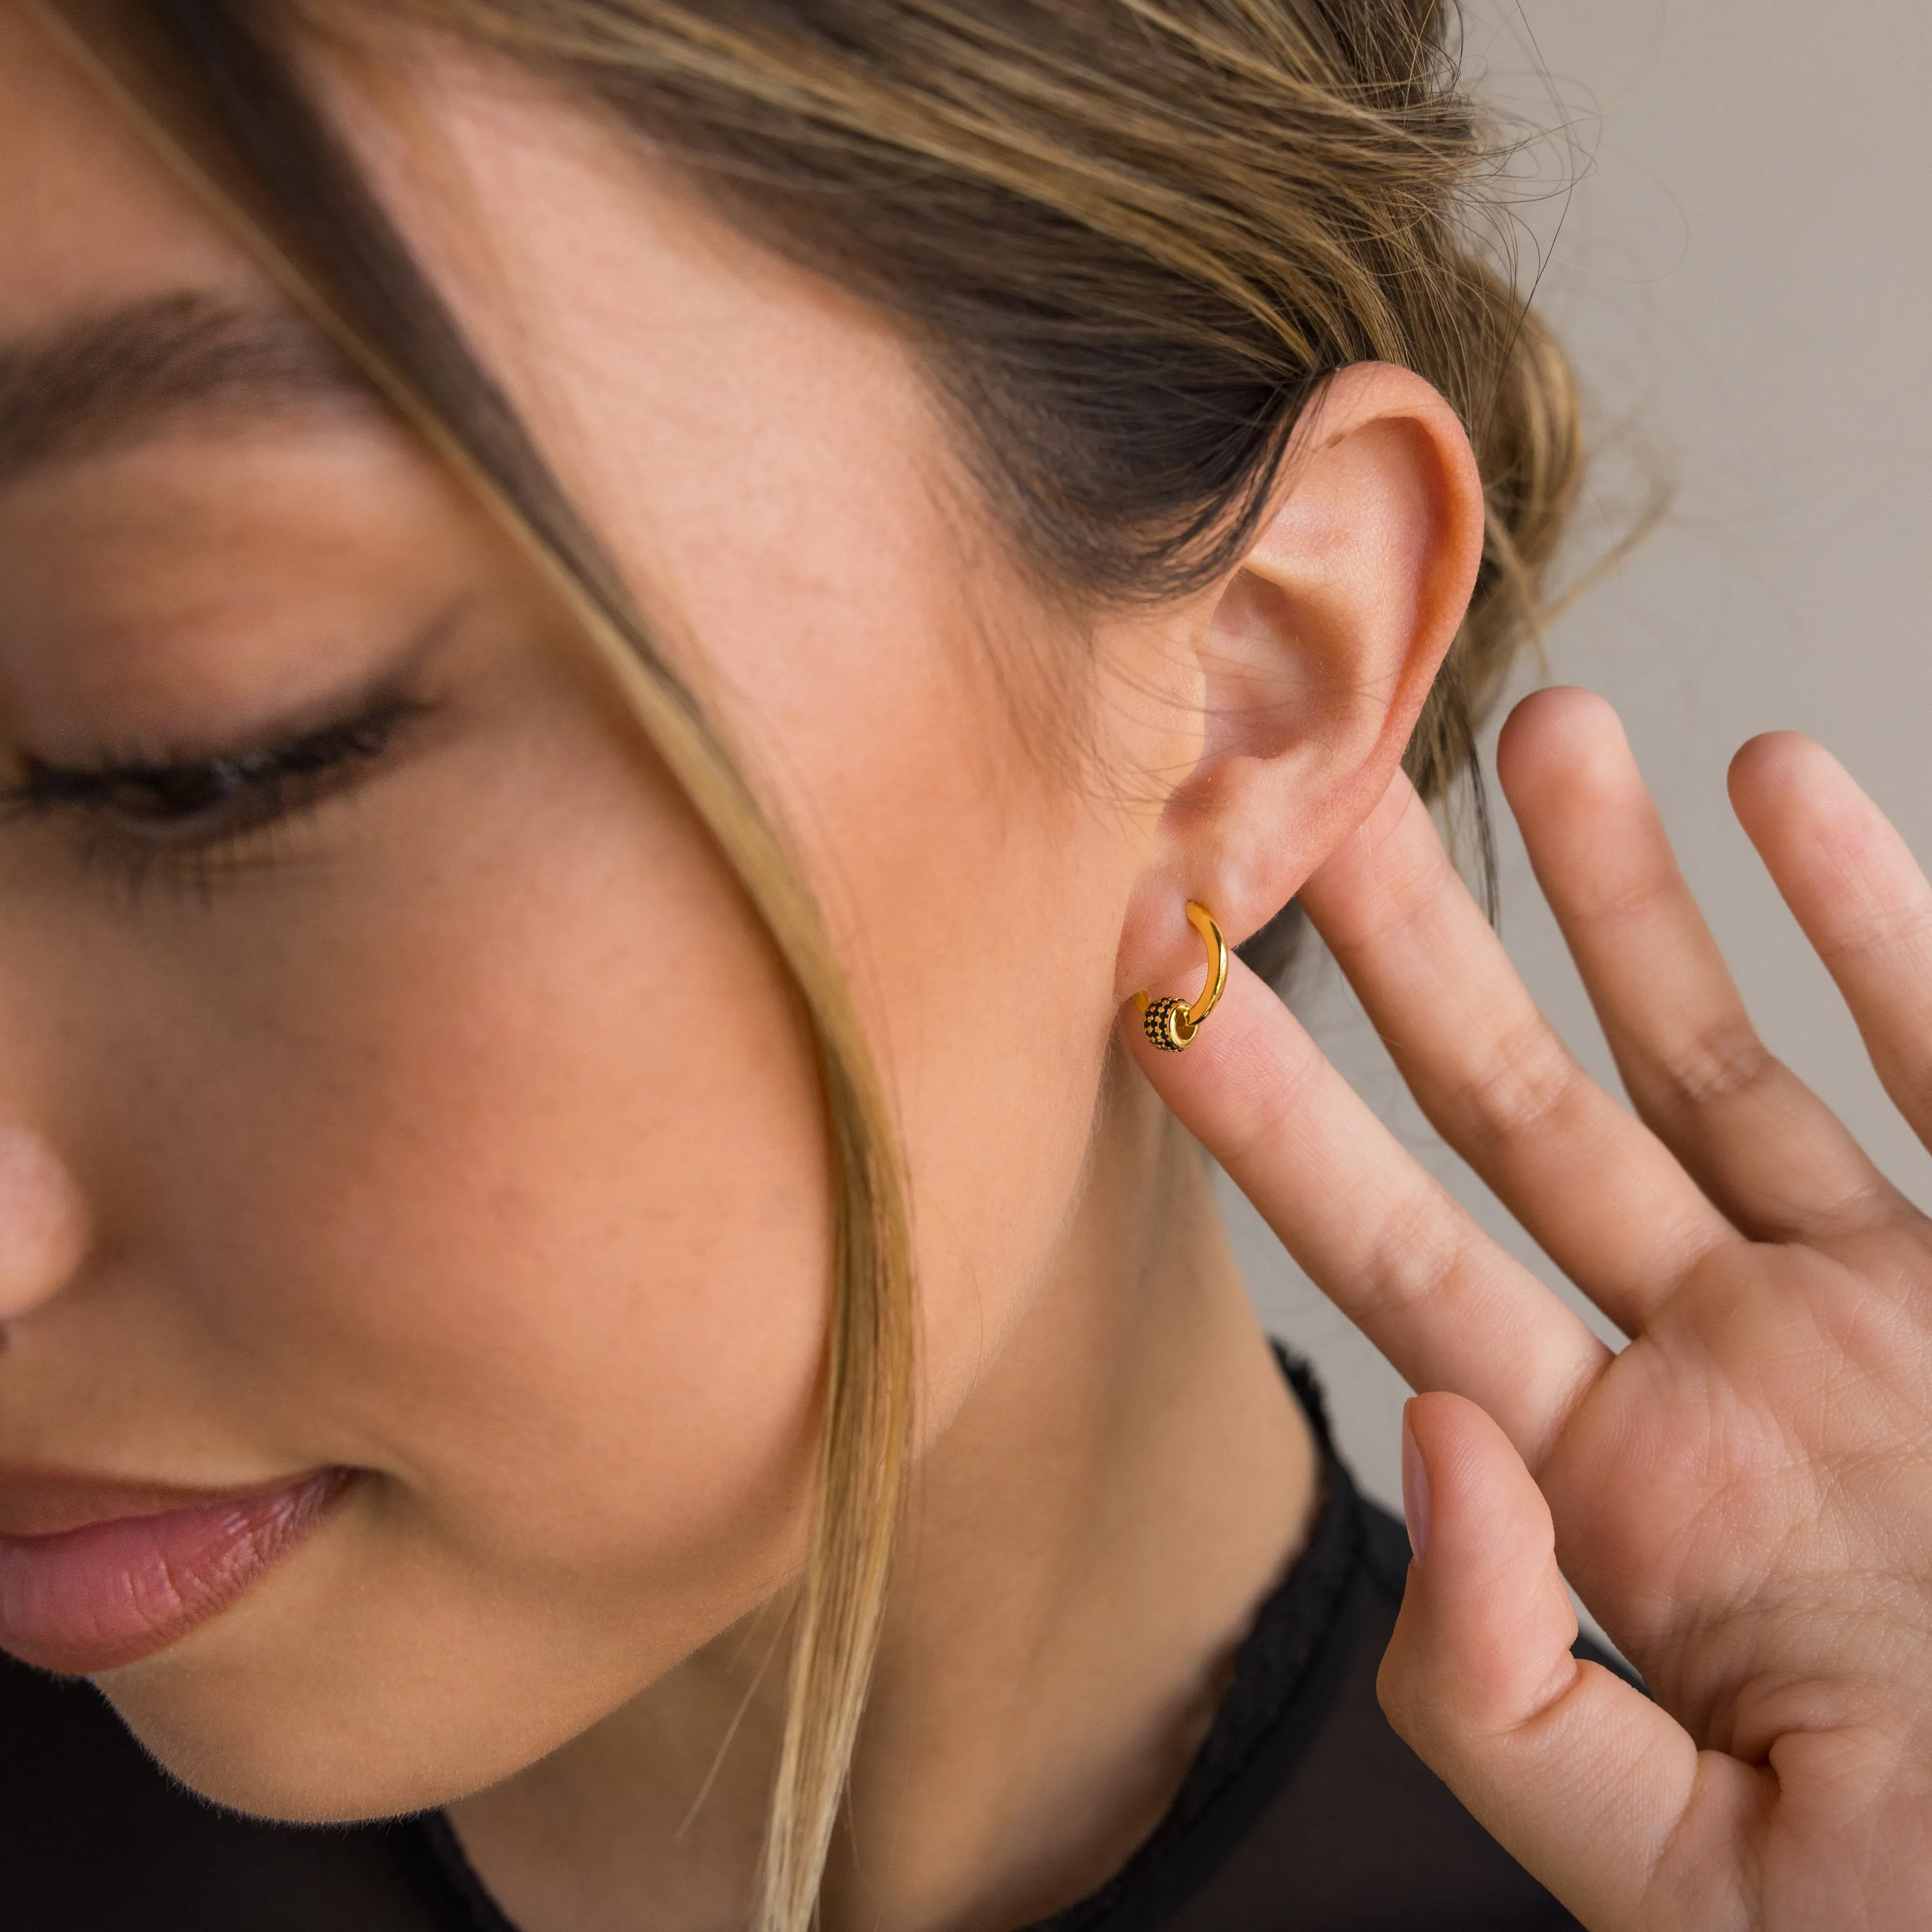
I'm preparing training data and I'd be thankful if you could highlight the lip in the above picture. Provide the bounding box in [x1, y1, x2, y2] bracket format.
[0, 1467, 351, 1674]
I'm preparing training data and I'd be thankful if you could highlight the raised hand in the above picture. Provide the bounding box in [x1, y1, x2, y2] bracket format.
[1131, 688, 1932, 1931]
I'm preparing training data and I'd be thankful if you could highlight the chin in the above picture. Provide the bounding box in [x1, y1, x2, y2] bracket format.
[79, 1483, 757, 1825]
[82, 1538, 538, 1824]
[95, 1665, 497, 1824]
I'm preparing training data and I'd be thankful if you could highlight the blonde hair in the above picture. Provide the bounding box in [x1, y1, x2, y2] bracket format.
[39, 3, 1580, 1926]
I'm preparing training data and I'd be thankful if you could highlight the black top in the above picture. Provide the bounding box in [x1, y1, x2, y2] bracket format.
[2, 1356, 1616, 1930]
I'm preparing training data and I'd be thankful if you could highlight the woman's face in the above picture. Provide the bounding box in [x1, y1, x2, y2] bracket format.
[0, 13, 1196, 1815]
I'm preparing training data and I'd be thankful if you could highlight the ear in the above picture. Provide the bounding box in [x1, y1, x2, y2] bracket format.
[1119, 361, 1484, 995]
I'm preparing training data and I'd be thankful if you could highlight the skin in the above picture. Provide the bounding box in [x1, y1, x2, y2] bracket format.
[1145, 715, 1932, 1928]
[0, 14, 1465, 1931]
[6, 8, 1930, 1932]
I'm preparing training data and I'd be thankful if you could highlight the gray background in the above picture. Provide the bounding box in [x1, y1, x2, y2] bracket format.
[1233, 1, 1932, 1535]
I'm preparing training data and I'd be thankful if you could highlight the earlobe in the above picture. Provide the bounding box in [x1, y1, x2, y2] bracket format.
[1128, 363, 1484, 987]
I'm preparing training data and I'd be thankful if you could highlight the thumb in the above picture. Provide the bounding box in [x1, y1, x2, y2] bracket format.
[1379, 1393, 1754, 1932]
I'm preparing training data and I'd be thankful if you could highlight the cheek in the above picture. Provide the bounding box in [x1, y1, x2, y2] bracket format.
[64, 702, 835, 1804]
[214, 755, 829, 1567]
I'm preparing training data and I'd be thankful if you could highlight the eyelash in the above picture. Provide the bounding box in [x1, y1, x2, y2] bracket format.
[0, 696, 428, 896]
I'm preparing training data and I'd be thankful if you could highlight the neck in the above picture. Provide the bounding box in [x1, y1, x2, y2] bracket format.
[450, 1066, 1317, 1932]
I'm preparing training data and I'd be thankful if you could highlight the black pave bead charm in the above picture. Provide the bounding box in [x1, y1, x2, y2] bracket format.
[1142, 996, 1195, 1052]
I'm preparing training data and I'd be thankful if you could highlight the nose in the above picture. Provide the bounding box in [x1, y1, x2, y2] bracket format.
[0, 1124, 88, 1325]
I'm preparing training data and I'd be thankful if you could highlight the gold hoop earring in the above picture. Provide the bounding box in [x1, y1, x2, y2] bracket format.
[1133, 902, 1228, 1052]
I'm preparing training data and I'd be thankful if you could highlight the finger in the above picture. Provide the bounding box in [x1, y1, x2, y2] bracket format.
[1380, 1393, 1761, 1932]
[1126, 960, 1607, 1465]
[1298, 768, 1734, 1332]
[1499, 690, 1905, 1241]
[1730, 731, 1932, 1159]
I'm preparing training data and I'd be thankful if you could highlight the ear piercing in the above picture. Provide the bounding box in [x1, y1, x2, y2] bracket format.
[1133, 901, 1227, 1052]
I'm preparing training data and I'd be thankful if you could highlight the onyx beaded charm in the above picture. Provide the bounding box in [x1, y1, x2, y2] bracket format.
[1132, 902, 1227, 1054]
[1141, 996, 1195, 1052]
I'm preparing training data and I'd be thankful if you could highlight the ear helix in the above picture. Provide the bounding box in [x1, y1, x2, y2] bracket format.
[1133, 902, 1228, 1052]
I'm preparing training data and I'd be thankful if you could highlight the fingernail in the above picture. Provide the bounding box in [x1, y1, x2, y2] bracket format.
[1401, 1406, 1430, 1563]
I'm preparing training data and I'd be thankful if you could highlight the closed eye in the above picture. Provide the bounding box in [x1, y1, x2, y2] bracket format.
[0, 692, 431, 873]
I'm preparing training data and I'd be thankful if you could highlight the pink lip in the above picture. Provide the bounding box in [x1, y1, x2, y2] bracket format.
[0, 1468, 350, 1674]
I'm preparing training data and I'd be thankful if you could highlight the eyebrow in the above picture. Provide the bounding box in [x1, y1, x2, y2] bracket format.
[0, 289, 380, 490]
